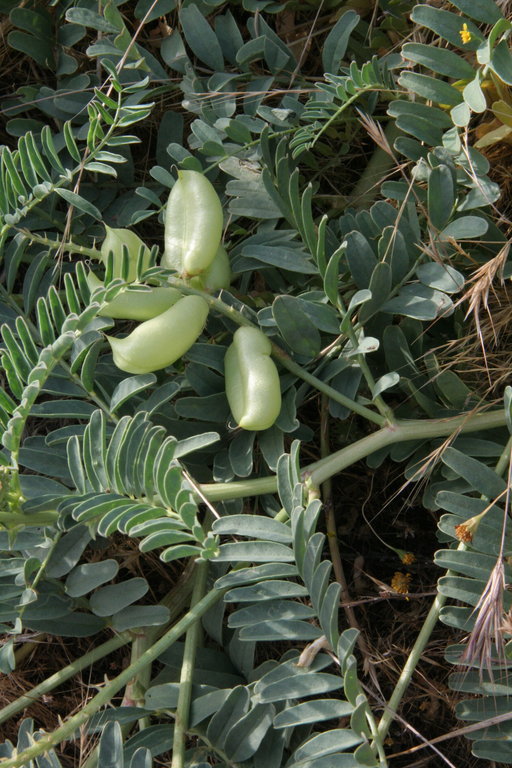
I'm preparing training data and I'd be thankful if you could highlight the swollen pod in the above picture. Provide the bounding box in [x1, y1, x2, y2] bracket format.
[189, 245, 231, 292]
[224, 326, 281, 431]
[107, 294, 209, 374]
[162, 170, 223, 277]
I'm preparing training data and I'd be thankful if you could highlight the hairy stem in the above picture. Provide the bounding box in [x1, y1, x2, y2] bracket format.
[15, 229, 100, 259]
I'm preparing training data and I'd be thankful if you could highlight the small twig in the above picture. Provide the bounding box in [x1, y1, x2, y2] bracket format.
[182, 469, 220, 519]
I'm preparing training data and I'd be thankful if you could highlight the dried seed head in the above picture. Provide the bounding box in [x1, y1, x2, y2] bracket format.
[460, 558, 505, 676]
[499, 609, 512, 637]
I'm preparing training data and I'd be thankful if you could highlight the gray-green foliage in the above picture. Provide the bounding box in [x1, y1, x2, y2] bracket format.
[1, 0, 512, 766]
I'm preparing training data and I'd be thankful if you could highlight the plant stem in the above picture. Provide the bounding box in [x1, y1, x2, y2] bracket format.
[200, 409, 507, 501]
[0, 284, 118, 423]
[318, 396, 380, 692]
[376, 424, 512, 744]
[0, 586, 224, 768]
[311, 86, 381, 150]
[171, 560, 209, 768]
[319, 397, 359, 627]
[0, 511, 59, 525]
[494, 434, 512, 477]
[307, 410, 507, 486]
[335, 294, 395, 423]
[15, 229, 100, 259]
[272, 344, 387, 426]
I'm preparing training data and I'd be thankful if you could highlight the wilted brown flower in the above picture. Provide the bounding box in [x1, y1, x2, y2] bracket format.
[455, 523, 473, 543]
[455, 511, 486, 543]
[391, 572, 412, 595]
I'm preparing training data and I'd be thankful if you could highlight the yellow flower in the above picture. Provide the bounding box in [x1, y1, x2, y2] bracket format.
[460, 23, 472, 45]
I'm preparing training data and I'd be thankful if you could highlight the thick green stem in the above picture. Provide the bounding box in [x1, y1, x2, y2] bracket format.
[0, 510, 59, 526]
[171, 561, 209, 768]
[0, 586, 224, 768]
[200, 410, 507, 502]
[307, 410, 507, 486]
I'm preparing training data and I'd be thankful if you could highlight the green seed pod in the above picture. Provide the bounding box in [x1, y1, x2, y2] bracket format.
[224, 326, 281, 431]
[107, 295, 209, 374]
[87, 272, 183, 321]
[189, 245, 231, 292]
[100, 225, 152, 282]
[162, 170, 223, 277]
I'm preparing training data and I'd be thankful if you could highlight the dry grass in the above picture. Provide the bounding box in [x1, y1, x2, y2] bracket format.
[433, 245, 512, 398]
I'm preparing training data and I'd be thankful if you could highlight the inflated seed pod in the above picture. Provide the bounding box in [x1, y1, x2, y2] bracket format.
[224, 326, 281, 431]
[107, 294, 209, 374]
[162, 170, 223, 277]
[87, 272, 183, 321]
[189, 245, 231, 292]
[100, 225, 152, 282]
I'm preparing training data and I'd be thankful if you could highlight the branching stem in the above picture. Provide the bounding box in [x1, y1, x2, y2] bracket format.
[200, 409, 507, 501]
